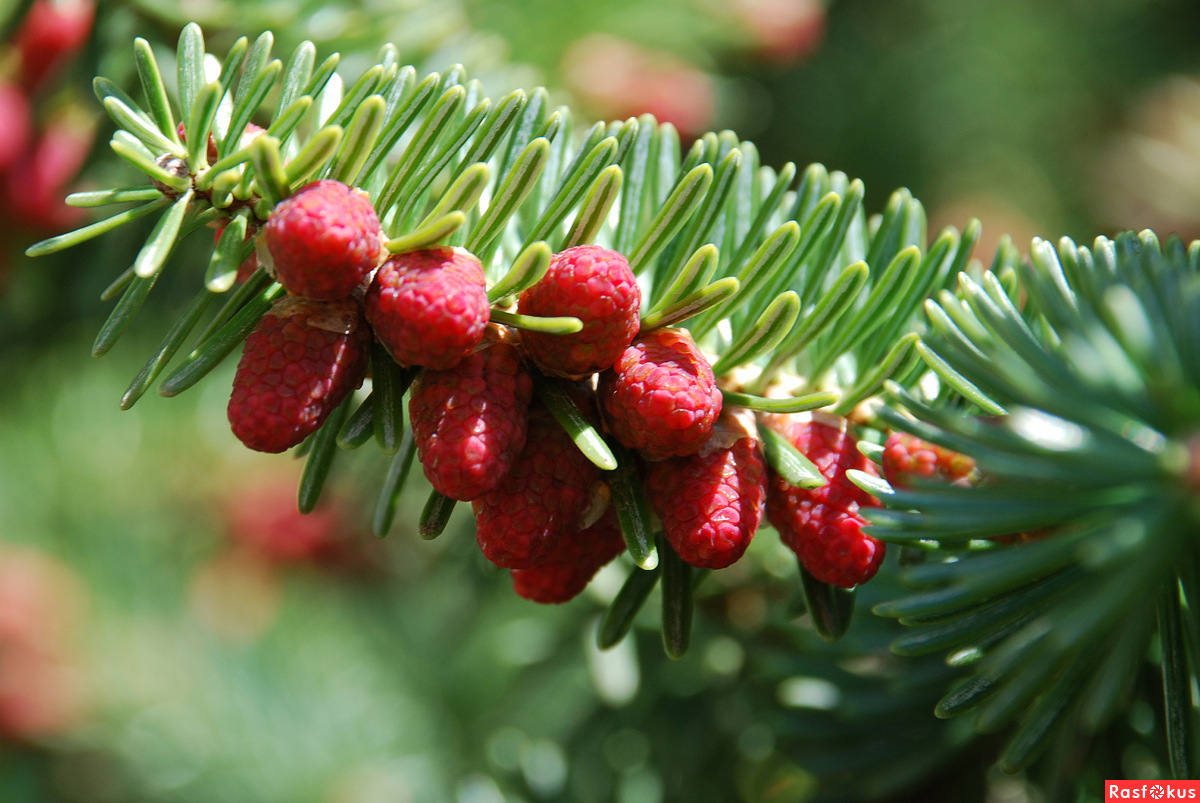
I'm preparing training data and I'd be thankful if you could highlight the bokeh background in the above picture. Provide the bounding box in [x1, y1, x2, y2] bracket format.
[1, 0, 1197, 800]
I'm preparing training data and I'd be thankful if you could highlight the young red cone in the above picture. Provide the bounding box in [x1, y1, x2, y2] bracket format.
[472, 408, 599, 569]
[599, 327, 722, 460]
[227, 299, 369, 453]
[14, 0, 94, 91]
[4, 114, 93, 232]
[647, 434, 766, 569]
[263, 179, 383, 300]
[365, 247, 490, 370]
[510, 510, 626, 603]
[409, 342, 533, 501]
[882, 431, 975, 488]
[517, 245, 641, 378]
[0, 84, 30, 174]
[765, 416, 884, 587]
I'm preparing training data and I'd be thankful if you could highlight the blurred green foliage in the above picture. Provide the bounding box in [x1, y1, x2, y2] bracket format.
[741, 0, 1200, 241]
[462, 0, 730, 70]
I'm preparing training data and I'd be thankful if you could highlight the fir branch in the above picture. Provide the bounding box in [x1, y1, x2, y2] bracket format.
[872, 231, 1200, 773]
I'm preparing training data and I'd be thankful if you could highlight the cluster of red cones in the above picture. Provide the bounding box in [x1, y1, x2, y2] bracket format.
[0, 0, 95, 289]
[226, 178, 908, 606]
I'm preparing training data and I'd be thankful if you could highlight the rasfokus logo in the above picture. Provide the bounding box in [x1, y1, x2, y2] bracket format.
[1107, 781, 1200, 800]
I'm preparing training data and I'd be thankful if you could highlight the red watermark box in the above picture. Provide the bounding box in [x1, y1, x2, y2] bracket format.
[1106, 781, 1200, 800]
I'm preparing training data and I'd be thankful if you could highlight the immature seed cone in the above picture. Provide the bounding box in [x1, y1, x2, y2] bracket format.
[880, 433, 1039, 545]
[647, 435, 766, 569]
[765, 416, 884, 587]
[0, 546, 86, 741]
[227, 299, 369, 453]
[264, 179, 383, 300]
[365, 247, 490, 370]
[599, 327, 722, 459]
[0, 84, 30, 174]
[510, 509, 626, 603]
[881, 431, 975, 487]
[4, 122, 91, 231]
[517, 245, 641, 377]
[14, 0, 94, 91]
[472, 408, 599, 569]
[409, 342, 533, 501]
[221, 474, 359, 567]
